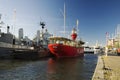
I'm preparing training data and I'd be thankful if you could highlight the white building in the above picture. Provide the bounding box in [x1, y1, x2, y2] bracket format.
[19, 28, 23, 40]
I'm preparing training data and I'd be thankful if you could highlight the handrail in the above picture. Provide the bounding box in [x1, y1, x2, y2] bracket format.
[0, 42, 34, 50]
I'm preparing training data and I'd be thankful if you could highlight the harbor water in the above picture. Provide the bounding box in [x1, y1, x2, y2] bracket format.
[0, 54, 97, 80]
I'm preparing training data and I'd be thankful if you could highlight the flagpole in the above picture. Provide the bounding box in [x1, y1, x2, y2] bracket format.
[105, 32, 109, 57]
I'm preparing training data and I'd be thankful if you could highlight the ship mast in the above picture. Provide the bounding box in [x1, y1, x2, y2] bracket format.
[76, 19, 79, 39]
[64, 3, 66, 37]
[0, 14, 1, 20]
[0, 14, 2, 27]
[40, 21, 45, 42]
[13, 9, 16, 39]
[0, 14, 4, 27]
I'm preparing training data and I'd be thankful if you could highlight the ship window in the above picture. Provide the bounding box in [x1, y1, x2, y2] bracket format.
[60, 41, 64, 44]
[49, 40, 54, 44]
[56, 40, 63, 44]
[56, 40, 60, 44]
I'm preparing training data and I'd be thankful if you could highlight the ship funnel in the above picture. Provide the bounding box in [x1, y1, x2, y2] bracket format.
[7, 26, 10, 33]
[71, 28, 77, 40]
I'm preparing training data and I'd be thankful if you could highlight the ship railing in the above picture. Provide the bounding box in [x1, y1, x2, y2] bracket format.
[12, 44, 34, 50]
[0, 42, 34, 50]
[0, 42, 12, 48]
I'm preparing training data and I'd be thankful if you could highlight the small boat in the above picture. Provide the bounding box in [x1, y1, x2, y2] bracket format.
[94, 47, 101, 54]
[48, 28, 84, 58]
[84, 46, 94, 53]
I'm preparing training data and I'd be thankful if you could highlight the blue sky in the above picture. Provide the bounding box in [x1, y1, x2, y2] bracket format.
[0, 0, 120, 46]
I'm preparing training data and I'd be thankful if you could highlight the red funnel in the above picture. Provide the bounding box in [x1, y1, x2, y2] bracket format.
[71, 33, 77, 40]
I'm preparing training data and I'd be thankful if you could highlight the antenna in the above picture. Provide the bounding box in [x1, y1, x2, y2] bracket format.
[40, 22, 45, 29]
[40, 21, 45, 38]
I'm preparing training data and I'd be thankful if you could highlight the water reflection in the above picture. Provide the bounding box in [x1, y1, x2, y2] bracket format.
[47, 57, 85, 80]
[0, 60, 29, 70]
[0, 54, 97, 80]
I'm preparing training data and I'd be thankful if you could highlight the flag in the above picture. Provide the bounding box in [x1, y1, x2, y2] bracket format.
[106, 32, 109, 37]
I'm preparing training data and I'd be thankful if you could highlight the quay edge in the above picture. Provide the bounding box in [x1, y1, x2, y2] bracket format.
[92, 55, 120, 80]
[92, 56, 104, 80]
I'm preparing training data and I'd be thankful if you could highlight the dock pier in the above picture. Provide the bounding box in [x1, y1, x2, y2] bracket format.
[92, 54, 120, 80]
[92, 56, 104, 80]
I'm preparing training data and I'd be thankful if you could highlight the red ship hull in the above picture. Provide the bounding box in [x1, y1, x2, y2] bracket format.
[48, 44, 84, 58]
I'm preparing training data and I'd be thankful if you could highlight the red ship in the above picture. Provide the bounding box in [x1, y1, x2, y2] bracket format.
[48, 28, 84, 58]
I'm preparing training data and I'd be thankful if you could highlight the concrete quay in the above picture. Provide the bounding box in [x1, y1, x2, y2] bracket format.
[92, 54, 120, 80]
